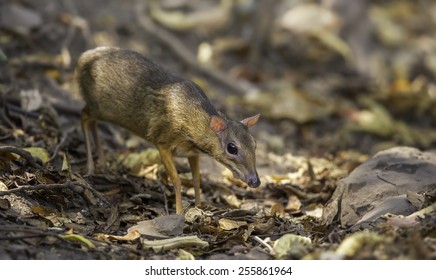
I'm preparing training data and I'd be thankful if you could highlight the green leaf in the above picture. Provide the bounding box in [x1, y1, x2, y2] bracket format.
[23, 147, 50, 164]
[0, 49, 7, 62]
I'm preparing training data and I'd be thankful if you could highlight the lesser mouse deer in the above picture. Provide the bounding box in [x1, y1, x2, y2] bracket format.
[76, 46, 260, 213]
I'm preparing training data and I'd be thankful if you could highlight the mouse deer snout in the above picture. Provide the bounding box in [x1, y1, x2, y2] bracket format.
[246, 172, 261, 188]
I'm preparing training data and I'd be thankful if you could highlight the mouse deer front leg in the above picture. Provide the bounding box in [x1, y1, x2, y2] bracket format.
[188, 155, 201, 207]
[158, 146, 183, 214]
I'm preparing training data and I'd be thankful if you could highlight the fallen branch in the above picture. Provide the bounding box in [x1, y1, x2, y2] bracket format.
[3, 95, 82, 117]
[50, 125, 78, 161]
[0, 182, 71, 195]
[0, 90, 16, 129]
[0, 145, 42, 168]
[0, 225, 66, 241]
[0, 180, 110, 206]
[142, 235, 209, 252]
[252, 235, 275, 255]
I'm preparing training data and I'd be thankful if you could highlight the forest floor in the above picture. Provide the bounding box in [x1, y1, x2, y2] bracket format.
[0, 0, 435, 259]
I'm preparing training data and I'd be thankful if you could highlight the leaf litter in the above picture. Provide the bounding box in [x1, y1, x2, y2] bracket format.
[0, 0, 435, 260]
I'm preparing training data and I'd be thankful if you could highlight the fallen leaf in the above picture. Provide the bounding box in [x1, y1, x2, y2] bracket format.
[286, 195, 302, 211]
[177, 249, 195, 260]
[335, 231, 388, 258]
[31, 205, 56, 216]
[23, 147, 49, 164]
[61, 233, 95, 248]
[61, 154, 71, 172]
[119, 149, 161, 177]
[0, 198, 10, 209]
[185, 207, 205, 224]
[273, 234, 312, 260]
[20, 89, 42, 112]
[142, 235, 209, 252]
[95, 230, 141, 242]
[222, 193, 241, 208]
[303, 205, 323, 219]
[253, 218, 275, 235]
[0, 48, 6, 62]
[270, 203, 285, 217]
[218, 218, 247, 230]
[149, 0, 231, 33]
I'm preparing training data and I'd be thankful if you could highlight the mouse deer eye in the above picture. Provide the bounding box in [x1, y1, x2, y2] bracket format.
[227, 143, 238, 155]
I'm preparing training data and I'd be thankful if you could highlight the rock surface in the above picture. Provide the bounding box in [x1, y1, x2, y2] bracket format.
[323, 146, 436, 226]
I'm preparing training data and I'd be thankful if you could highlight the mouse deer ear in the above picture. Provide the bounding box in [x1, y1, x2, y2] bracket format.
[210, 115, 226, 133]
[240, 114, 260, 128]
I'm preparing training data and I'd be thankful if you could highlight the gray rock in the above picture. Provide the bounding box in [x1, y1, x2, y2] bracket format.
[323, 147, 436, 226]
[128, 214, 185, 239]
[356, 195, 416, 224]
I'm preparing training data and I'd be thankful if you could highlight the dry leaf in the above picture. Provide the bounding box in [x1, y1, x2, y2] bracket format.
[218, 218, 247, 230]
[61, 233, 95, 248]
[177, 249, 195, 260]
[20, 89, 42, 111]
[143, 236, 209, 252]
[95, 230, 141, 242]
[149, 0, 231, 33]
[23, 147, 49, 164]
[185, 207, 205, 224]
[273, 234, 312, 260]
[286, 195, 302, 211]
[222, 193, 241, 208]
[335, 232, 388, 257]
[270, 203, 285, 217]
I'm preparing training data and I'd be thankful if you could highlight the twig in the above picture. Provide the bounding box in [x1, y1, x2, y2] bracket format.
[0, 234, 56, 241]
[0, 180, 110, 206]
[160, 183, 169, 215]
[0, 225, 67, 241]
[50, 125, 78, 161]
[0, 225, 65, 233]
[0, 145, 42, 168]
[0, 91, 16, 129]
[0, 181, 73, 196]
[73, 180, 110, 206]
[73, 180, 111, 206]
[4, 90, 82, 117]
[134, 0, 254, 96]
[278, 183, 310, 199]
[252, 235, 275, 255]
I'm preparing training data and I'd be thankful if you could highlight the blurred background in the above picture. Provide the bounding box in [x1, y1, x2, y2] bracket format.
[1, 0, 436, 260]
[2, 0, 436, 157]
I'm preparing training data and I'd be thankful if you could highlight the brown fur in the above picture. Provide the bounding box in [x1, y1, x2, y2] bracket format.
[76, 47, 260, 213]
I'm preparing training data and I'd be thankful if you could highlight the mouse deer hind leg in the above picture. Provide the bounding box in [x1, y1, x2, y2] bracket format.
[81, 107, 95, 175]
[81, 107, 107, 174]
[90, 119, 106, 170]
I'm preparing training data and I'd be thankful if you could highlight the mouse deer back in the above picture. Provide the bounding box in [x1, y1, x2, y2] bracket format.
[76, 46, 260, 213]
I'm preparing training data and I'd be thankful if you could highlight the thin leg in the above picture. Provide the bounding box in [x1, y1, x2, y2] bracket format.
[90, 119, 106, 169]
[158, 146, 183, 214]
[188, 155, 201, 207]
[81, 109, 94, 175]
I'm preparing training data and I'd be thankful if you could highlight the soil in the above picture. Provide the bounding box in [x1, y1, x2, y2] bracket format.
[0, 0, 435, 260]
